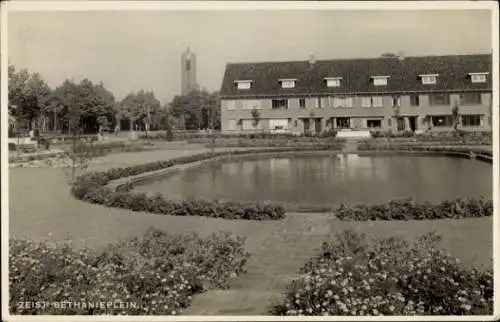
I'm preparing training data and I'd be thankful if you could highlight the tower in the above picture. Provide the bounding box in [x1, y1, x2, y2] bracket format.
[181, 47, 197, 95]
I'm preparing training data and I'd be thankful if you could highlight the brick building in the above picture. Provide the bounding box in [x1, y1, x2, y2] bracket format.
[219, 53, 492, 134]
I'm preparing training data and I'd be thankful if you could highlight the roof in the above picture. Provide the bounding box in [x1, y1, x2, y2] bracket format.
[219, 54, 492, 98]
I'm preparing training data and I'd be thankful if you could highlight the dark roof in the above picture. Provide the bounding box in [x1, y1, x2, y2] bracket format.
[219, 54, 492, 98]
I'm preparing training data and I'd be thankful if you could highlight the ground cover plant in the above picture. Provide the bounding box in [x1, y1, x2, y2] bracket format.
[334, 198, 492, 221]
[9, 229, 249, 315]
[271, 230, 493, 316]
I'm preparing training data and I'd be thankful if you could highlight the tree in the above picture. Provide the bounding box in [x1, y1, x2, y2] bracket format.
[452, 98, 461, 132]
[251, 107, 261, 128]
[169, 90, 220, 130]
[119, 90, 161, 134]
[8, 65, 52, 131]
[52, 79, 116, 133]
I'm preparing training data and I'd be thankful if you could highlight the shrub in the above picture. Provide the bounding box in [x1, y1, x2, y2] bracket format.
[9, 143, 16, 151]
[71, 149, 289, 220]
[334, 198, 492, 221]
[271, 230, 493, 316]
[9, 229, 250, 315]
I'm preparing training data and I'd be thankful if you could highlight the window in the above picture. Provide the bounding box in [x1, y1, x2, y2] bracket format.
[269, 119, 289, 130]
[461, 115, 482, 127]
[242, 119, 262, 130]
[361, 97, 372, 108]
[226, 100, 236, 110]
[420, 74, 438, 85]
[431, 115, 453, 127]
[367, 119, 382, 128]
[429, 94, 450, 106]
[235, 80, 252, 90]
[392, 96, 401, 107]
[185, 59, 191, 71]
[280, 79, 296, 89]
[272, 99, 288, 109]
[299, 98, 306, 109]
[361, 96, 383, 107]
[336, 117, 350, 129]
[410, 95, 420, 106]
[460, 92, 482, 105]
[325, 77, 341, 88]
[227, 119, 236, 131]
[371, 76, 389, 86]
[242, 100, 261, 110]
[371, 96, 383, 107]
[469, 73, 488, 83]
[316, 98, 323, 109]
[332, 97, 353, 108]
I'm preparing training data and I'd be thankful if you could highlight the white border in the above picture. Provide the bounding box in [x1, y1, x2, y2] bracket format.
[1, 1, 499, 322]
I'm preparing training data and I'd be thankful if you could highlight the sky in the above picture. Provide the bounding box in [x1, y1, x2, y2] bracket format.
[7, 8, 493, 104]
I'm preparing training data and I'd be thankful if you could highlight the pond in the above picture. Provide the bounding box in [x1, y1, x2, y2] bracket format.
[133, 154, 492, 208]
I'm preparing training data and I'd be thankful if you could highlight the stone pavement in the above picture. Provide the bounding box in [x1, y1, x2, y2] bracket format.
[8, 146, 493, 315]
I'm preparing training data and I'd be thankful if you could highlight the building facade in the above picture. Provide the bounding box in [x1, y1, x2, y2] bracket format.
[181, 47, 197, 95]
[219, 54, 492, 134]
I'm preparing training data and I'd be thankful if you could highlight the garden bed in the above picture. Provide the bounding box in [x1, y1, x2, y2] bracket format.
[9, 229, 249, 315]
[271, 230, 493, 316]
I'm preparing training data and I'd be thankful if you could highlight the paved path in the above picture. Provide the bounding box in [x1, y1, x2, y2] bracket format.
[9, 146, 493, 315]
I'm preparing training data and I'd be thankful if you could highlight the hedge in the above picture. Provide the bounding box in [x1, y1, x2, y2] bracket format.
[10, 229, 249, 315]
[334, 198, 492, 221]
[271, 230, 493, 316]
[357, 141, 492, 157]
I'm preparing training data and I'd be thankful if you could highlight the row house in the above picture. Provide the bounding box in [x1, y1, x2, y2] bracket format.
[219, 54, 492, 134]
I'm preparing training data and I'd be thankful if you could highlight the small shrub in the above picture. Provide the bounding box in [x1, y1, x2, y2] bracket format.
[9, 229, 250, 315]
[271, 230, 493, 316]
[8, 143, 16, 151]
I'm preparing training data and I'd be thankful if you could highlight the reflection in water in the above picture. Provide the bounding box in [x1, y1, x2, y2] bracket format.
[135, 155, 492, 207]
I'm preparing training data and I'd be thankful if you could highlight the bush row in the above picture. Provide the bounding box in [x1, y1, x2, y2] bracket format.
[357, 141, 492, 157]
[140, 130, 340, 142]
[271, 230, 493, 316]
[71, 149, 295, 220]
[370, 130, 492, 140]
[10, 229, 250, 315]
[193, 139, 345, 149]
[334, 198, 492, 221]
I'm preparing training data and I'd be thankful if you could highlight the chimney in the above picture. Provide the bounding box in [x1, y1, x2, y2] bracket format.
[397, 51, 405, 60]
[309, 54, 316, 65]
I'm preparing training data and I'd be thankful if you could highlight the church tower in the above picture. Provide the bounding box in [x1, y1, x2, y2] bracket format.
[181, 47, 197, 95]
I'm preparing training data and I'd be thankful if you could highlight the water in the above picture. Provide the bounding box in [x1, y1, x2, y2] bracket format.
[133, 154, 492, 207]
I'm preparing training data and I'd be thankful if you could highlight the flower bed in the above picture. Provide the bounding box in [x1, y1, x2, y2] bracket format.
[334, 198, 492, 221]
[271, 230, 493, 316]
[9, 141, 158, 164]
[9, 229, 249, 315]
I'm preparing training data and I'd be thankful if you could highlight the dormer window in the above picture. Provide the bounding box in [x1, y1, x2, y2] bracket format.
[324, 77, 342, 88]
[469, 72, 488, 83]
[371, 76, 390, 86]
[234, 80, 252, 90]
[420, 74, 438, 85]
[279, 79, 296, 89]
